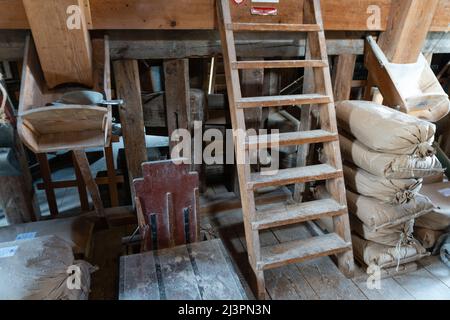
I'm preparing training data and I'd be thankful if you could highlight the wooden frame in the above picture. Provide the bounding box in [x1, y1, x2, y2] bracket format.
[365, 36, 450, 122]
[17, 36, 112, 154]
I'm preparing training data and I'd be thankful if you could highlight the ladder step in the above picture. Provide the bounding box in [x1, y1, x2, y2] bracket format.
[258, 233, 351, 270]
[252, 199, 346, 230]
[248, 164, 342, 189]
[245, 130, 338, 149]
[228, 23, 321, 32]
[236, 94, 331, 109]
[232, 60, 328, 70]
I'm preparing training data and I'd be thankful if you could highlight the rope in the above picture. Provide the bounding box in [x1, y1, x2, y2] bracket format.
[0, 73, 7, 124]
[394, 221, 415, 271]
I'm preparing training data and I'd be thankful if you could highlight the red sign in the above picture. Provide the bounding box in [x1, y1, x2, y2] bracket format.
[251, 6, 278, 15]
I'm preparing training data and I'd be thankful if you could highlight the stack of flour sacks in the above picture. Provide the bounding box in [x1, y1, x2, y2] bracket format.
[336, 100, 444, 272]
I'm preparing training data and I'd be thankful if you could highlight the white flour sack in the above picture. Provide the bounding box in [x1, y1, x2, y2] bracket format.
[350, 214, 415, 247]
[336, 100, 436, 157]
[339, 134, 443, 179]
[346, 190, 434, 231]
[414, 227, 444, 249]
[343, 163, 422, 204]
[352, 234, 429, 269]
[0, 235, 96, 300]
[415, 182, 450, 231]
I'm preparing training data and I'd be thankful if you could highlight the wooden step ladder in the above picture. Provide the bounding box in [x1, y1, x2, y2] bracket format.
[217, 0, 354, 299]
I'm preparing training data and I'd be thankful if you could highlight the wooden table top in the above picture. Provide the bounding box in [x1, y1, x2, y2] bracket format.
[119, 238, 248, 300]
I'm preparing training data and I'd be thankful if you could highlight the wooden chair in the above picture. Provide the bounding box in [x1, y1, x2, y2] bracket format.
[133, 159, 199, 251]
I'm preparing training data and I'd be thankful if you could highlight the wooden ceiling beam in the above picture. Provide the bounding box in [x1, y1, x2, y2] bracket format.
[378, 0, 441, 63]
[22, 0, 93, 88]
[1, 0, 449, 32]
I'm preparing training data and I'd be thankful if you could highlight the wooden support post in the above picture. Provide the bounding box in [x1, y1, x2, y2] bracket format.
[0, 131, 40, 224]
[332, 54, 357, 101]
[164, 59, 190, 152]
[0, 176, 35, 224]
[104, 143, 119, 207]
[377, 0, 440, 63]
[293, 47, 315, 202]
[72, 150, 105, 217]
[241, 58, 265, 130]
[113, 60, 147, 202]
[36, 153, 59, 217]
[72, 151, 90, 212]
[22, 0, 93, 88]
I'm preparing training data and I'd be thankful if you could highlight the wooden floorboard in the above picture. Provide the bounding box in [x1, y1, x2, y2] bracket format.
[419, 255, 450, 289]
[203, 195, 450, 300]
[351, 265, 415, 300]
[85, 185, 450, 300]
[271, 224, 368, 300]
[393, 268, 450, 300]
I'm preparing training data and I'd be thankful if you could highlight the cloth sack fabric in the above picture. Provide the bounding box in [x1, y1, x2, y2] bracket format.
[350, 214, 415, 246]
[0, 216, 95, 257]
[339, 134, 443, 179]
[336, 100, 436, 157]
[414, 227, 444, 249]
[352, 233, 429, 269]
[346, 189, 434, 231]
[0, 235, 96, 300]
[343, 163, 422, 204]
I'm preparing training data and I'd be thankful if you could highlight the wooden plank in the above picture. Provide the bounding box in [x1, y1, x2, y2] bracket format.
[246, 130, 337, 150]
[240, 57, 264, 130]
[113, 60, 147, 201]
[258, 232, 351, 270]
[217, 0, 264, 299]
[249, 164, 342, 189]
[72, 151, 90, 212]
[22, 0, 93, 88]
[233, 60, 327, 70]
[188, 239, 247, 300]
[36, 175, 124, 189]
[378, 0, 440, 63]
[332, 54, 357, 101]
[419, 255, 450, 288]
[253, 199, 346, 230]
[271, 224, 366, 300]
[36, 153, 58, 217]
[236, 94, 331, 108]
[200, 186, 290, 217]
[2, 0, 449, 31]
[256, 222, 319, 300]
[351, 265, 415, 300]
[104, 144, 119, 207]
[3, 30, 449, 62]
[293, 46, 315, 202]
[393, 268, 450, 300]
[72, 150, 105, 217]
[229, 23, 320, 32]
[119, 253, 160, 300]
[157, 245, 202, 300]
[164, 59, 190, 152]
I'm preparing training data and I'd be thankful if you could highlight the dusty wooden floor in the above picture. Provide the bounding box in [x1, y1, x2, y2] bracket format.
[87, 185, 450, 300]
[205, 207, 450, 300]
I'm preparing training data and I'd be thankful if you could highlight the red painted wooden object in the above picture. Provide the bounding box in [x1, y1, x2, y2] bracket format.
[134, 159, 199, 251]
